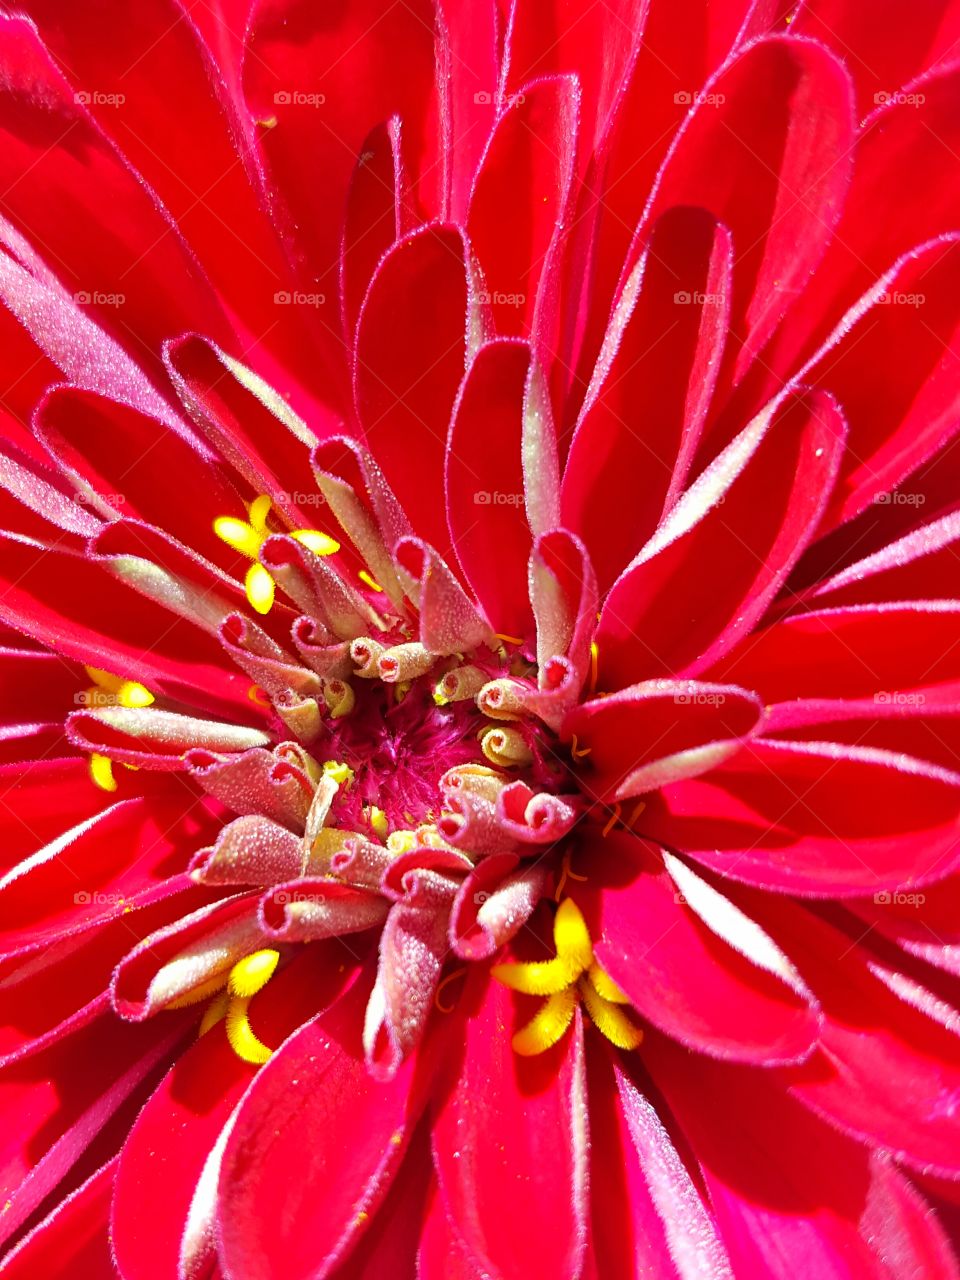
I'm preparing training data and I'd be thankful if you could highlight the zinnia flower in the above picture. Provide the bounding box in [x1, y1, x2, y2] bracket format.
[0, 0, 959, 1275]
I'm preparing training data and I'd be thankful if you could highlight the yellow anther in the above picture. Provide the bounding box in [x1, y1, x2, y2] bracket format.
[358, 569, 384, 592]
[578, 976, 643, 1051]
[247, 683, 271, 706]
[117, 680, 154, 708]
[494, 633, 525, 646]
[322, 760, 354, 788]
[552, 897, 594, 970]
[89, 752, 118, 793]
[386, 829, 418, 855]
[513, 987, 578, 1056]
[248, 494, 272, 530]
[493, 899, 641, 1056]
[214, 495, 338, 615]
[213, 515, 264, 559]
[569, 733, 592, 761]
[492, 899, 592, 994]
[321, 679, 355, 718]
[228, 949, 280, 998]
[368, 806, 389, 839]
[589, 641, 599, 695]
[245, 562, 275, 614]
[587, 962, 629, 1004]
[291, 529, 340, 555]
[225, 997, 273, 1065]
[479, 725, 534, 769]
[84, 666, 155, 710]
[198, 990, 230, 1036]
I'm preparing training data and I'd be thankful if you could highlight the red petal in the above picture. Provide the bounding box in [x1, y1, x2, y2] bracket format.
[354, 226, 469, 552]
[584, 833, 819, 1064]
[217, 970, 434, 1280]
[562, 208, 732, 591]
[596, 388, 845, 688]
[431, 970, 588, 1280]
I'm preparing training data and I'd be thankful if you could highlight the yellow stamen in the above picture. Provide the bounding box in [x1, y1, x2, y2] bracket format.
[291, 529, 340, 555]
[494, 633, 525, 646]
[513, 987, 578, 1056]
[493, 899, 642, 1056]
[322, 759, 354, 788]
[578, 976, 643, 1050]
[247, 683, 271, 706]
[199, 990, 230, 1036]
[214, 495, 338, 614]
[569, 733, 592, 761]
[225, 996, 273, 1065]
[368, 806, 389, 839]
[89, 753, 118, 793]
[228, 949, 280, 998]
[358, 570, 384, 592]
[589, 641, 599, 695]
[587, 962, 629, 1004]
[245, 562, 275, 615]
[386, 829, 419, 855]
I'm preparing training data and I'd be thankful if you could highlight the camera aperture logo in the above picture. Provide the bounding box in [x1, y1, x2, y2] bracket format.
[274, 290, 326, 307]
[74, 290, 125, 308]
[273, 90, 326, 107]
[474, 490, 523, 506]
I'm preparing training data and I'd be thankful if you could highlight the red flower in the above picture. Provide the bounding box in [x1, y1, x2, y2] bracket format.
[0, 1, 959, 1276]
